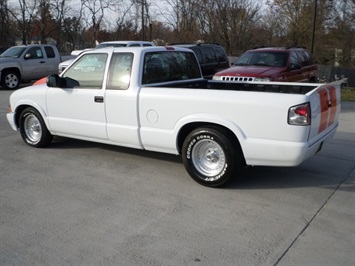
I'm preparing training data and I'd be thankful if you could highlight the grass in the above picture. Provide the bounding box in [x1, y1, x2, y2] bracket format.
[342, 87, 355, 102]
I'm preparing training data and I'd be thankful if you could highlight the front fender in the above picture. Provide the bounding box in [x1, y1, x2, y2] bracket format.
[9, 84, 50, 131]
[13, 100, 49, 129]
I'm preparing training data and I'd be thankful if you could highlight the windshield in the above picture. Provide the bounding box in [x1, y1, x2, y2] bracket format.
[0, 47, 26, 58]
[234, 51, 288, 67]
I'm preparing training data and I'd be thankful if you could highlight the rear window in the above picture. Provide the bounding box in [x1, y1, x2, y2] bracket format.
[142, 51, 201, 84]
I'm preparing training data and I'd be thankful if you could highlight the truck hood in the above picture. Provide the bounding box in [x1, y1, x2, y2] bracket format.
[214, 65, 282, 77]
[0, 57, 19, 64]
[10, 83, 48, 109]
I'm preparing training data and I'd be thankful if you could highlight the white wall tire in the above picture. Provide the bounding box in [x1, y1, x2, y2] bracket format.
[19, 107, 53, 147]
[182, 126, 244, 187]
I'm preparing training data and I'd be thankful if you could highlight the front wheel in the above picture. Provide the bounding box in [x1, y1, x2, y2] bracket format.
[19, 107, 53, 147]
[182, 126, 244, 187]
[1, 70, 20, 90]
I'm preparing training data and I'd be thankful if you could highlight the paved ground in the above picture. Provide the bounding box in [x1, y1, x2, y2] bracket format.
[0, 89, 354, 266]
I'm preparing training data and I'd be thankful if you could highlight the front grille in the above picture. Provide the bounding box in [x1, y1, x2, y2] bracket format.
[221, 76, 255, 82]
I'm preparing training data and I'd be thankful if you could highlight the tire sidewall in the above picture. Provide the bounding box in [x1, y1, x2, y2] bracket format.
[19, 107, 52, 147]
[2, 71, 20, 90]
[182, 128, 236, 187]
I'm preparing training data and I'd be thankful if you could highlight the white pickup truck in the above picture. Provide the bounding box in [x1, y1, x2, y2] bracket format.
[6, 46, 342, 187]
[0, 44, 62, 90]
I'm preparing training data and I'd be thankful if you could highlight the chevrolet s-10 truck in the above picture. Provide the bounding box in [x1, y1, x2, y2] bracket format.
[6, 46, 342, 187]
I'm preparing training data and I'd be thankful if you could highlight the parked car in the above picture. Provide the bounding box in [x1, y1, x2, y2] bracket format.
[59, 41, 155, 73]
[213, 46, 318, 82]
[0, 44, 62, 89]
[171, 43, 230, 79]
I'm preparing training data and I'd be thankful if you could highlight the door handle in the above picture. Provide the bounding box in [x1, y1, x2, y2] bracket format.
[39, 61, 46, 64]
[94, 96, 104, 103]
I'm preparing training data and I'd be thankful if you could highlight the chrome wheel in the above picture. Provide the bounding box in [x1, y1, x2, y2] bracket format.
[5, 73, 19, 89]
[191, 139, 226, 177]
[182, 126, 244, 187]
[23, 114, 42, 144]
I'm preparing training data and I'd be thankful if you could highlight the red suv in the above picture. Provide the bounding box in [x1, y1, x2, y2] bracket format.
[213, 46, 318, 82]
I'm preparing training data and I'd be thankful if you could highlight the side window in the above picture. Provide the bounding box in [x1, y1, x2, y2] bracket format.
[191, 47, 202, 64]
[44, 46, 55, 58]
[63, 53, 108, 88]
[142, 51, 200, 84]
[107, 53, 133, 90]
[26, 47, 43, 59]
[128, 44, 140, 47]
[296, 51, 306, 66]
[289, 51, 299, 67]
[200, 47, 215, 63]
[215, 47, 228, 63]
[301, 50, 313, 66]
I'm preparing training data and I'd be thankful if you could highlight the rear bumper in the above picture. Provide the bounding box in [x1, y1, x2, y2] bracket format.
[242, 125, 337, 167]
[6, 112, 18, 131]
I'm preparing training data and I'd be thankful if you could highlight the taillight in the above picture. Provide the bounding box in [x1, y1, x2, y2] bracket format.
[288, 103, 311, 126]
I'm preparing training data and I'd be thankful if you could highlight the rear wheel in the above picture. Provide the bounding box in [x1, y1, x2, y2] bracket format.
[19, 107, 53, 147]
[182, 126, 244, 187]
[1, 70, 20, 90]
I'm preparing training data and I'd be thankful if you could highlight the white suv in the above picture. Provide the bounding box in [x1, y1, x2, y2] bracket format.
[59, 41, 155, 73]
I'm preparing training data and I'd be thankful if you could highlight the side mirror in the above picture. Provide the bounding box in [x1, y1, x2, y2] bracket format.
[46, 74, 79, 88]
[46, 74, 61, 87]
[24, 53, 32, 59]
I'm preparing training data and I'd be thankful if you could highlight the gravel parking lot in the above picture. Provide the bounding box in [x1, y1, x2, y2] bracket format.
[1, 88, 354, 265]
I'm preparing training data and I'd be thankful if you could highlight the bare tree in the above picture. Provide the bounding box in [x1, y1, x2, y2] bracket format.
[81, 0, 114, 46]
[330, 0, 355, 67]
[196, 0, 262, 54]
[110, 0, 136, 40]
[161, 0, 201, 43]
[0, 0, 13, 47]
[6, 0, 38, 44]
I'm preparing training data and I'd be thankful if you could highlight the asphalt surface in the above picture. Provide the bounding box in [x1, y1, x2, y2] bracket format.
[0, 88, 354, 266]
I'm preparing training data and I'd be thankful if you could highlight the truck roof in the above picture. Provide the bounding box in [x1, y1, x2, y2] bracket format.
[81, 45, 193, 54]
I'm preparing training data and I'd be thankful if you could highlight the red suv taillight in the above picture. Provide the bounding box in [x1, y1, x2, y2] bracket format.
[288, 103, 311, 126]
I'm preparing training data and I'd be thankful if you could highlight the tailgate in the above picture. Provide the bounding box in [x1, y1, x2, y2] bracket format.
[308, 80, 343, 143]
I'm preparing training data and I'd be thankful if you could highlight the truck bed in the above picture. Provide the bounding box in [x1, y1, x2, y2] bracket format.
[150, 79, 319, 94]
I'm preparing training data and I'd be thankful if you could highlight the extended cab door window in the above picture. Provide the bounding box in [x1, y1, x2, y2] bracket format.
[44, 46, 55, 58]
[63, 53, 108, 88]
[107, 53, 133, 90]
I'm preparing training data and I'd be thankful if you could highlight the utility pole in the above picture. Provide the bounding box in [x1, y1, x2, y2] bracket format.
[311, 0, 317, 54]
[141, 0, 145, 41]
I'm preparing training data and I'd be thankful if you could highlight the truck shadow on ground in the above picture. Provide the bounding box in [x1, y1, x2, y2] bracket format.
[48, 136, 354, 192]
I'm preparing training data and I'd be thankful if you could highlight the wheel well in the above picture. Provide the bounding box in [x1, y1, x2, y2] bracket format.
[2, 68, 21, 80]
[14, 105, 31, 128]
[177, 122, 243, 156]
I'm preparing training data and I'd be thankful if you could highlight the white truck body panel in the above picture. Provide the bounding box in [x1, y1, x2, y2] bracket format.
[6, 46, 342, 181]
